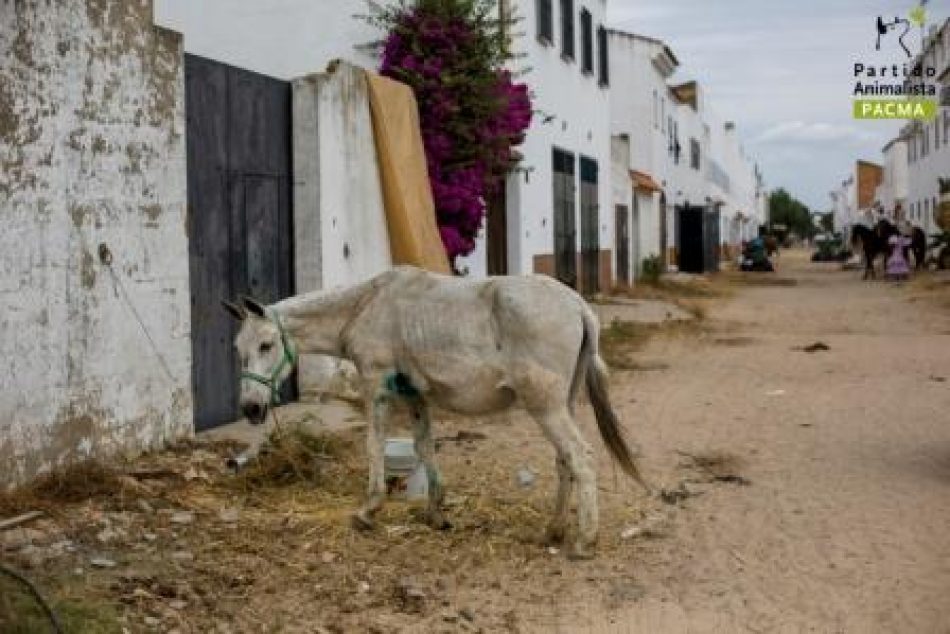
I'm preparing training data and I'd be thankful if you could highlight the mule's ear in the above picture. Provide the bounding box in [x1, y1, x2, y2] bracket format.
[241, 296, 267, 318]
[222, 300, 246, 321]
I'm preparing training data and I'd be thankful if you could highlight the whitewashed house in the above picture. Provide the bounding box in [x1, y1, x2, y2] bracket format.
[668, 81, 708, 209]
[830, 175, 858, 235]
[607, 30, 679, 277]
[903, 19, 950, 236]
[609, 27, 766, 273]
[875, 136, 909, 220]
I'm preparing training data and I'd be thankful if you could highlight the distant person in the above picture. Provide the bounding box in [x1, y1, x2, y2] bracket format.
[885, 232, 912, 281]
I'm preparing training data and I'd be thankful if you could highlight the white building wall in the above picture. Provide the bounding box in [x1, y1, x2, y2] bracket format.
[508, 0, 612, 281]
[670, 99, 706, 208]
[831, 176, 858, 234]
[292, 62, 392, 292]
[0, 1, 193, 486]
[607, 31, 676, 267]
[902, 20, 949, 236]
[877, 139, 909, 218]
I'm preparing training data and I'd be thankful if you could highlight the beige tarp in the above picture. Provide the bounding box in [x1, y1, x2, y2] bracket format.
[365, 71, 451, 274]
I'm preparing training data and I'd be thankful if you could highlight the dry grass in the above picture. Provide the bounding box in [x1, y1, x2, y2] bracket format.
[719, 271, 798, 287]
[615, 276, 726, 301]
[0, 422, 656, 632]
[600, 318, 705, 371]
[0, 461, 129, 517]
[234, 426, 356, 487]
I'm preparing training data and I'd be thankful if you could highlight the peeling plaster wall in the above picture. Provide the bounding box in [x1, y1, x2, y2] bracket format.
[0, 0, 192, 487]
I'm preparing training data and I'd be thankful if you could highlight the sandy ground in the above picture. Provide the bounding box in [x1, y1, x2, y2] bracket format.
[555, 250, 950, 633]
[2, 250, 949, 633]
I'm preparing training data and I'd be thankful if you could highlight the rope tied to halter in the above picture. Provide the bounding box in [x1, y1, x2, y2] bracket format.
[240, 312, 298, 406]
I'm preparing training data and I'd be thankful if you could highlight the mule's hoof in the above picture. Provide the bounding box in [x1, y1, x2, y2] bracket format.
[429, 516, 454, 531]
[568, 544, 596, 561]
[351, 512, 376, 531]
[544, 525, 566, 545]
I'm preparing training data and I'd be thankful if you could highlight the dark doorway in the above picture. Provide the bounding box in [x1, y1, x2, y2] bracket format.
[703, 209, 721, 273]
[615, 204, 629, 286]
[485, 182, 508, 275]
[185, 54, 295, 430]
[677, 205, 720, 274]
[579, 156, 600, 294]
[659, 191, 668, 271]
[552, 148, 577, 288]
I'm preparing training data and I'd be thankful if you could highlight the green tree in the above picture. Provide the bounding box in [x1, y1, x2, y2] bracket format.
[768, 188, 815, 239]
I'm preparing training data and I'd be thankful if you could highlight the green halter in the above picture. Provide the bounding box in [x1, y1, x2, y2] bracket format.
[241, 312, 298, 405]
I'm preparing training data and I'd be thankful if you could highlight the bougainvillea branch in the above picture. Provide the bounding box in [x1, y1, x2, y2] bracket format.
[364, 0, 532, 269]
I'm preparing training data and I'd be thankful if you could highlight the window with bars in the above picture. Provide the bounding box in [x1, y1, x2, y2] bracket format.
[597, 25, 609, 86]
[537, 0, 553, 44]
[653, 90, 658, 129]
[560, 0, 575, 60]
[579, 9, 593, 73]
[690, 138, 701, 170]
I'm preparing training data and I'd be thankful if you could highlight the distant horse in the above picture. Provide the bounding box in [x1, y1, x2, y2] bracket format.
[851, 220, 899, 279]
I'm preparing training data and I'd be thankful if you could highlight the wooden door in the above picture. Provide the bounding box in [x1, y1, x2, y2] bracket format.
[185, 54, 294, 430]
[580, 156, 600, 294]
[615, 204, 629, 286]
[552, 149, 577, 288]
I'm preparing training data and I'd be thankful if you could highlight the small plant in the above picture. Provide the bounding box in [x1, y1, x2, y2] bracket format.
[640, 254, 663, 285]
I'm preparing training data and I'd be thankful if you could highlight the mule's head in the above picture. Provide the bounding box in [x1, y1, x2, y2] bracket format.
[222, 297, 296, 425]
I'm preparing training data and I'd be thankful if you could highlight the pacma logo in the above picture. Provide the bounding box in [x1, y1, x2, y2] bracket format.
[875, 4, 927, 58]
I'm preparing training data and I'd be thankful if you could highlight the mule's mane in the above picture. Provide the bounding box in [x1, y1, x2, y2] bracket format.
[269, 276, 383, 357]
[272, 277, 378, 319]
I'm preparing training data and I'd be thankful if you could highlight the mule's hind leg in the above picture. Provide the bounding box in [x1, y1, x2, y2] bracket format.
[353, 385, 392, 530]
[531, 405, 598, 560]
[409, 399, 451, 530]
[545, 454, 572, 545]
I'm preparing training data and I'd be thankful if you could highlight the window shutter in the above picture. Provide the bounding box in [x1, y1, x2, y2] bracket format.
[597, 25, 609, 86]
[537, 0, 553, 44]
[580, 9, 593, 73]
[561, 0, 574, 60]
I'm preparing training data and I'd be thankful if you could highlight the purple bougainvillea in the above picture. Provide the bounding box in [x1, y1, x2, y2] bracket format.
[371, 1, 532, 269]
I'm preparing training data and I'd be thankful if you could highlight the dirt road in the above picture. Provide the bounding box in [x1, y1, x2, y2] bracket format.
[547, 250, 950, 633]
[3, 250, 948, 633]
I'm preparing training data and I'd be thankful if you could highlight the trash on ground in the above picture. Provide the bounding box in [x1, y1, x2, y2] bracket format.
[384, 438, 428, 500]
[516, 467, 536, 488]
[794, 341, 830, 353]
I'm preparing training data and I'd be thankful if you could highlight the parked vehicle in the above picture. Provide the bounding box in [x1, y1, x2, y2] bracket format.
[811, 233, 849, 262]
[740, 236, 774, 272]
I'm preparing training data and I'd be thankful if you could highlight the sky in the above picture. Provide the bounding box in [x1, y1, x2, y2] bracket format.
[606, 0, 950, 211]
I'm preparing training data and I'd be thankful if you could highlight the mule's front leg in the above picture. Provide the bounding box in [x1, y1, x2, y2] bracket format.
[353, 387, 391, 531]
[410, 399, 451, 530]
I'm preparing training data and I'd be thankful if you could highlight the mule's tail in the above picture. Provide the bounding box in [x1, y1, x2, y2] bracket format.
[579, 309, 651, 492]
